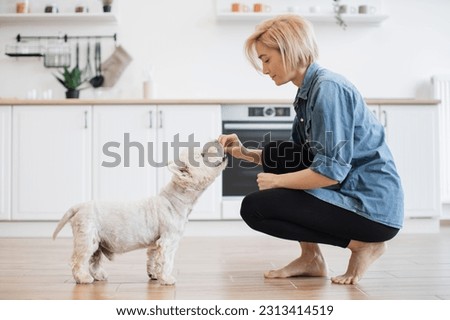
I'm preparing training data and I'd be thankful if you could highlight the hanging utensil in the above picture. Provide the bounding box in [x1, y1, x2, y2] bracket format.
[90, 41, 104, 88]
[83, 41, 93, 80]
[75, 40, 80, 69]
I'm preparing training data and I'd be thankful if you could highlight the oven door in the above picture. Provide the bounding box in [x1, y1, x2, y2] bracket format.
[222, 122, 292, 196]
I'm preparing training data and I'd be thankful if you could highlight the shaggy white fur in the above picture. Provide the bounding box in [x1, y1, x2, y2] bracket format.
[53, 144, 227, 285]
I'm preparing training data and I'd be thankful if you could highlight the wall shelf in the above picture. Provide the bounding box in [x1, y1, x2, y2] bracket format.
[0, 13, 118, 24]
[215, 0, 388, 25]
[216, 12, 389, 24]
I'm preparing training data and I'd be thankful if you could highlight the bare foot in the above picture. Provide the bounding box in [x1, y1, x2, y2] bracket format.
[265, 243, 328, 278]
[331, 241, 387, 285]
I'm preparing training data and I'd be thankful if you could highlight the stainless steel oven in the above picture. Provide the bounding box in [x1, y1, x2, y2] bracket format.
[221, 104, 294, 219]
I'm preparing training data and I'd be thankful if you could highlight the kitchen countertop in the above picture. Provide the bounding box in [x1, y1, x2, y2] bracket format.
[0, 98, 441, 106]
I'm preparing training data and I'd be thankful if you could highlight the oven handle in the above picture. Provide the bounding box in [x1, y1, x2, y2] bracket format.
[223, 123, 292, 130]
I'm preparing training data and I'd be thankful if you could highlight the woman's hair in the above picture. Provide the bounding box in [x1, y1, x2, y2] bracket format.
[245, 15, 319, 72]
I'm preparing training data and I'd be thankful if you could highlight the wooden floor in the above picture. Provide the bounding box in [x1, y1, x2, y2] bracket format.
[1, 225, 450, 300]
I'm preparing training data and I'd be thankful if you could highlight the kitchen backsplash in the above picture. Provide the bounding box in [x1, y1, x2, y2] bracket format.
[0, 0, 449, 100]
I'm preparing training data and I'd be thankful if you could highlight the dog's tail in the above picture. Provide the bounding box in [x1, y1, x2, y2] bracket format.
[52, 207, 78, 239]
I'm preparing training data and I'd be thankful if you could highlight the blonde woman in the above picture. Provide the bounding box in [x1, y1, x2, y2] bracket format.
[218, 15, 404, 285]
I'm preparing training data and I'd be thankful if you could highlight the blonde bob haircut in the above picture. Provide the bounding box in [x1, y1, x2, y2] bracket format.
[245, 15, 319, 72]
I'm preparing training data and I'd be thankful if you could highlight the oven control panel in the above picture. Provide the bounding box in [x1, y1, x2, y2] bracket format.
[248, 106, 290, 117]
[222, 105, 295, 122]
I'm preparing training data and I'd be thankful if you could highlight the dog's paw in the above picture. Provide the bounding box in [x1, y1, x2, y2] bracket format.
[160, 275, 176, 286]
[74, 273, 94, 284]
[148, 273, 158, 280]
[92, 269, 108, 281]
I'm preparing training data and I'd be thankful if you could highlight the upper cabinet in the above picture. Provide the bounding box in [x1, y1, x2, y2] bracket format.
[216, 0, 388, 25]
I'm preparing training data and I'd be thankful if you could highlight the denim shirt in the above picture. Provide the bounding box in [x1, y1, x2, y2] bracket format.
[292, 63, 404, 229]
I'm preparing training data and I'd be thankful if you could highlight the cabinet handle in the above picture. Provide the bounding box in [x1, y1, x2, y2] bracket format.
[84, 110, 88, 129]
[159, 110, 163, 129]
[149, 110, 153, 128]
[382, 110, 388, 127]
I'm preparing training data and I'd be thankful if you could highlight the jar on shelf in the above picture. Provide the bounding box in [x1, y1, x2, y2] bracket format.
[75, 1, 89, 13]
[16, 1, 29, 14]
[75, 6, 89, 13]
[44, 4, 59, 13]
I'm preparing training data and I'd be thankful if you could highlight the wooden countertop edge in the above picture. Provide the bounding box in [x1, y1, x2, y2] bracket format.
[365, 98, 440, 105]
[0, 98, 441, 106]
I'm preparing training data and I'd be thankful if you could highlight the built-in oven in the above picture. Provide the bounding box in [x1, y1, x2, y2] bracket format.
[221, 104, 295, 219]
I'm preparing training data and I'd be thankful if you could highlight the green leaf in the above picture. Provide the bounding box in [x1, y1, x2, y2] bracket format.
[53, 66, 85, 90]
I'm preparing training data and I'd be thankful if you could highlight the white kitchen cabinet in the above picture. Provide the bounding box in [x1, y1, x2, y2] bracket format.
[367, 104, 440, 221]
[0, 107, 11, 220]
[92, 106, 158, 201]
[12, 106, 92, 220]
[92, 105, 223, 220]
[157, 105, 223, 220]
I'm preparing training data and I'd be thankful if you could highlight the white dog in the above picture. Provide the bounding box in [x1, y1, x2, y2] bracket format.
[53, 143, 227, 285]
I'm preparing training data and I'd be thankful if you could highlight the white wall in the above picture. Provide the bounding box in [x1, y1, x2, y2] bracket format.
[0, 0, 449, 100]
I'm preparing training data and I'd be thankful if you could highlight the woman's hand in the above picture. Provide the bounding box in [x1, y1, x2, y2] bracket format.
[218, 134, 262, 165]
[218, 134, 245, 159]
[257, 172, 281, 190]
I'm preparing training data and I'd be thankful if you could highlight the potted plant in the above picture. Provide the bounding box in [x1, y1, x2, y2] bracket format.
[101, 0, 113, 12]
[54, 66, 86, 99]
[333, 0, 347, 30]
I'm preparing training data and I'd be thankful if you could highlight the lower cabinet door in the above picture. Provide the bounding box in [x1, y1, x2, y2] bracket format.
[157, 105, 223, 220]
[383, 105, 440, 218]
[92, 106, 158, 201]
[0, 107, 11, 220]
[12, 106, 92, 220]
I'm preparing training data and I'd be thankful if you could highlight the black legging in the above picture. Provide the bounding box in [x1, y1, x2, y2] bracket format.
[240, 141, 399, 248]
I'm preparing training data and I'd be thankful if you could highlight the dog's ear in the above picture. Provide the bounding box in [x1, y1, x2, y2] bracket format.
[167, 161, 179, 174]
